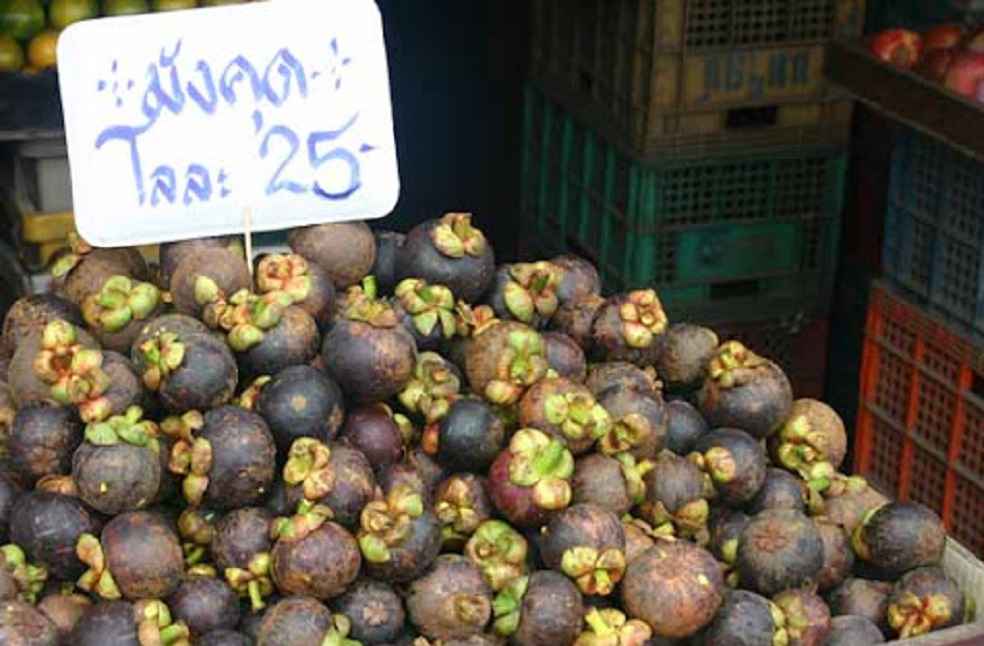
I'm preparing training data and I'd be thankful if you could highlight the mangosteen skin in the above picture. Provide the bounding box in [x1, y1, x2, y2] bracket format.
[826, 615, 885, 646]
[256, 595, 335, 646]
[552, 255, 600, 306]
[257, 365, 345, 456]
[1, 295, 83, 359]
[198, 629, 253, 646]
[365, 511, 443, 584]
[10, 491, 100, 580]
[169, 247, 251, 318]
[146, 331, 239, 413]
[289, 221, 377, 289]
[334, 579, 406, 644]
[572, 453, 634, 517]
[598, 386, 667, 460]
[701, 589, 780, 646]
[773, 589, 831, 646]
[589, 295, 665, 366]
[736, 509, 823, 596]
[693, 428, 767, 506]
[168, 576, 241, 636]
[708, 508, 750, 565]
[72, 441, 161, 515]
[131, 313, 211, 351]
[539, 503, 626, 572]
[271, 521, 361, 600]
[887, 566, 965, 637]
[69, 600, 138, 646]
[621, 541, 724, 639]
[160, 236, 240, 288]
[0, 600, 59, 646]
[211, 507, 273, 572]
[284, 444, 376, 530]
[100, 351, 147, 418]
[816, 520, 854, 592]
[340, 405, 404, 474]
[8, 403, 81, 485]
[199, 406, 277, 510]
[664, 400, 709, 455]
[542, 332, 587, 382]
[371, 230, 406, 296]
[37, 593, 90, 639]
[406, 554, 493, 641]
[322, 319, 417, 404]
[437, 398, 506, 473]
[240, 306, 320, 378]
[102, 511, 184, 600]
[852, 502, 945, 577]
[827, 578, 892, 632]
[0, 472, 22, 543]
[513, 570, 583, 646]
[748, 468, 806, 515]
[642, 452, 707, 524]
[656, 324, 719, 394]
[551, 295, 604, 352]
[398, 220, 495, 303]
[697, 358, 792, 440]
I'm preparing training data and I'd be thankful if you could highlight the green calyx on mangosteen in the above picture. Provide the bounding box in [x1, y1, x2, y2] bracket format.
[487, 429, 575, 528]
[394, 278, 458, 350]
[622, 516, 675, 565]
[539, 503, 627, 596]
[31, 320, 112, 423]
[688, 427, 768, 506]
[255, 252, 335, 330]
[236, 375, 270, 411]
[596, 386, 667, 460]
[518, 377, 611, 456]
[0, 543, 47, 603]
[497, 570, 583, 646]
[398, 212, 495, 303]
[1, 294, 84, 360]
[80, 275, 161, 352]
[434, 473, 492, 549]
[168, 245, 251, 318]
[591, 289, 668, 364]
[196, 283, 290, 352]
[51, 234, 149, 307]
[851, 502, 945, 577]
[176, 507, 218, 570]
[574, 607, 652, 646]
[772, 588, 831, 646]
[486, 261, 562, 329]
[770, 399, 847, 493]
[282, 437, 335, 502]
[357, 484, 425, 565]
[887, 566, 965, 638]
[464, 519, 528, 592]
[398, 351, 461, 425]
[464, 321, 548, 406]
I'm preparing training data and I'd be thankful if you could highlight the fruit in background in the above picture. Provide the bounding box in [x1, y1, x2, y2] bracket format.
[202, 0, 246, 5]
[917, 47, 956, 82]
[48, 0, 95, 29]
[868, 29, 923, 69]
[25, 28, 54, 68]
[945, 51, 984, 103]
[0, 35, 23, 72]
[101, 0, 148, 16]
[0, 0, 44, 41]
[922, 24, 964, 53]
[152, 0, 195, 11]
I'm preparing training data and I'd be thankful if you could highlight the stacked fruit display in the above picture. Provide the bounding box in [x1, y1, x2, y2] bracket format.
[0, 216, 973, 644]
[868, 23, 984, 102]
[0, 0, 251, 73]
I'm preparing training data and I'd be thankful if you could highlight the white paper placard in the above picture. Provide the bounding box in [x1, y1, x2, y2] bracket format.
[57, 0, 399, 247]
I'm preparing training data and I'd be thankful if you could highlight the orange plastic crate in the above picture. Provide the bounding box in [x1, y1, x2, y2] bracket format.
[855, 281, 984, 559]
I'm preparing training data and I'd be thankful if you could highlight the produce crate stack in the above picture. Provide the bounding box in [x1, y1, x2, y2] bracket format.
[9, 139, 75, 271]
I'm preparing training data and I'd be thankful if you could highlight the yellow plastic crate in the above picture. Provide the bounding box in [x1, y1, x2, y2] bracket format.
[20, 210, 75, 244]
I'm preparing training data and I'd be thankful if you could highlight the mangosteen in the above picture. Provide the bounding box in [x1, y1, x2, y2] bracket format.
[621, 540, 724, 638]
[590, 289, 668, 366]
[371, 230, 406, 296]
[169, 246, 251, 318]
[255, 252, 336, 330]
[52, 237, 149, 307]
[398, 351, 462, 428]
[465, 321, 548, 406]
[167, 406, 276, 509]
[596, 386, 667, 459]
[736, 508, 823, 596]
[491, 570, 583, 645]
[573, 607, 652, 646]
[772, 589, 831, 646]
[827, 578, 892, 633]
[0, 544, 46, 603]
[441, 302, 498, 374]
[485, 262, 562, 329]
[334, 579, 406, 645]
[289, 221, 377, 289]
[551, 294, 604, 352]
[815, 519, 854, 592]
[851, 502, 945, 577]
[748, 467, 806, 515]
[551, 254, 600, 306]
[131, 312, 211, 347]
[434, 473, 492, 549]
[0, 599, 58, 646]
[0, 473, 22, 543]
[322, 278, 417, 403]
[80, 275, 163, 353]
[664, 399, 709, 455]
[134, 325, 238, 414]
[690, 428, 767, 506]
[9, 491, 99, 581]
[770, 399, 847, 491]
[0, 295, 83, 359]
[542, 332, 587, 382]
[539, 503, 626, 596]
[655, 323, 719, 394]
[269, 502, 361, 600]
[8, 403, 81, 484]
[281, 439, 376, 530]
[379, 458, 439, 510]
[211, 507, 274, 612]
[198, 629, 252, 646]
[358, 485, 442, 583]
[72, 406, 161, 514]
[37, 592, 90, 640]
[639, 451, 712, 543]
[887, 566, 964, 638]
[519, 377, 610, 456]
[701, 590, 787, 646]
[160, 236, 242, 288]
[814, 475, 888, 534]
[487, 429, 574, 529]
[340, 403, 406, 474]
[463, 519, 528, 594]
[168, 575, 241, 637]
[707, 508, 751, 586]
[585, 361, 658, 399]
[622, 517, 672, 564]
[256, 595, 334, 646]
[407, 554, 492, 641]
[257, 365, 345, 456]
[826, 615, 885, 645]
[7, 321, 103, 412]
[177, 507, 220, 573]
[697, 341, 793, 439]
[398, 213, 495, 302]
[572, 453, 648, 518]
[394, 279, 459, 350]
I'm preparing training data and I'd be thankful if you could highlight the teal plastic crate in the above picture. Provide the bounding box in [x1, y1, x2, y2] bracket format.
[520, 86, 847, 323]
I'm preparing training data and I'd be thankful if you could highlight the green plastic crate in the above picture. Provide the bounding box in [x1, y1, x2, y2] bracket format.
[521, 85, 847, 323]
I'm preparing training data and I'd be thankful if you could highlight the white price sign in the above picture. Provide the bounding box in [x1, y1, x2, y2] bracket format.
[57, 0, 399, 247]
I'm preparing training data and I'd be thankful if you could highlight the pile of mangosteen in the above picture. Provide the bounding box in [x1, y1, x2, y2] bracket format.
[0, 213, 971, 645]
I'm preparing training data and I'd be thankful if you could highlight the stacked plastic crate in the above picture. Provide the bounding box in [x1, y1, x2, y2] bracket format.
[521, 0, 865, 398]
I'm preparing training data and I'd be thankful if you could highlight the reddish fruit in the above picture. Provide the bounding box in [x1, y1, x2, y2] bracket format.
[917, 48, 955, 82]
[868, 29, 923, 69]
[944, 51, 984, 103]
[922, 24, 963, 53]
